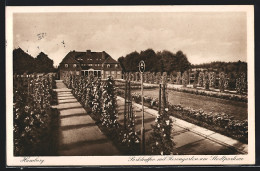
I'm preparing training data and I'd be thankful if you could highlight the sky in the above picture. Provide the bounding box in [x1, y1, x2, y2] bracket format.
[13, 12, 247, 66]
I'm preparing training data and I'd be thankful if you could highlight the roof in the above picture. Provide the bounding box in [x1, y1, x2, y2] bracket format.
[79, 52, 105, 64]
[60, 52, 80, 64]
[61, 50, 120, 66]
[103, 56, 118, 64]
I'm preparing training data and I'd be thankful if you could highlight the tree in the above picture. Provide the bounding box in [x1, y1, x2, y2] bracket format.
[13, 48, 37, 74]
[175, 51, 191, 73]
[118, 56, 126, 72]
[119, 49, 191, 73]
[35, 52, 55, 73]
[13, 48, 56, 74]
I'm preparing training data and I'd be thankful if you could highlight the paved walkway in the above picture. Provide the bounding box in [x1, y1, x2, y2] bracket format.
[53, 80, 120, 156]
[116, 96, 248, 155]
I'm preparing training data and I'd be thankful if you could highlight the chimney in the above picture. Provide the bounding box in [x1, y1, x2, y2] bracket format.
[102, 51, 106, 59]
[86, 50, 91, 55]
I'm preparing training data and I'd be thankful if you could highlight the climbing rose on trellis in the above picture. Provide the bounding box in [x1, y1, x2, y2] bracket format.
[13, 74, 54, 156]
[91, 78, 103, 115]
[119, 110, 140, 154]
[85, 75, 95, 109]
[219, 72, 229, 92]
[203, 72, 210, 90]
[209, 72, 216, 88]
[150, 107, 175, 155]
[182, 71, 189, 87]
[198, 72, 204, 87]
[192, 70, 198, 88]
[147, 72, 153, 83]
[101, 76, 119, 128]
[149, 84, 175, 155]
[224, 74, 229, 90]
[176, 72, 182, 85]
[170, 73, 176, 84]
[236, 72, 247, 94]
[162, 72, 167, 84]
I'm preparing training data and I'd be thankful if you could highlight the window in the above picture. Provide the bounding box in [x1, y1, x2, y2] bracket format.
[117, 71, 121, 75]
[65, 64, 68, 68]
[89, 64, 93, 66]
[76, 71, 80, 75]
[107, 64, 110, 68]
[115, 64, 118, 68]
[111, 71, 115, 74]
[73, 64, 77, 68]
[106, 71, 110, 75]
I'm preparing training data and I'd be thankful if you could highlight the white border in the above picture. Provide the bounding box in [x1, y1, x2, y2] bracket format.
[6, 5, 255, 166]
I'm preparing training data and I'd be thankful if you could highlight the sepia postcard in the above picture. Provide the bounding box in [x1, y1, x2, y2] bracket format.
[6, 5, 255, 166]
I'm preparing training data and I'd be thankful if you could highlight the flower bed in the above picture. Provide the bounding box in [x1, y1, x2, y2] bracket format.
[116, 89, 248, 143]
[167, 86, 247, 103]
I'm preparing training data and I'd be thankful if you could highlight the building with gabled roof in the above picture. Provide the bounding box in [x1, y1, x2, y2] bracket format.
[59, 50, 122, 80]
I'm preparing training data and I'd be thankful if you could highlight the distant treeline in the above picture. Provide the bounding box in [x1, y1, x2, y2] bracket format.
[192, 61, 247, 73]
[118, 49, 191, 73]
[13, 48, 56, 74]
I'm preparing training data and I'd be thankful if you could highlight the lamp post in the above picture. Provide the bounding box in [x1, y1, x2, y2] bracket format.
[139, 60, 145, 154]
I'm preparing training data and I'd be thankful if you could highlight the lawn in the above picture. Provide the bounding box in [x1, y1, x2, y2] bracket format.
[132, 88, 248, 121]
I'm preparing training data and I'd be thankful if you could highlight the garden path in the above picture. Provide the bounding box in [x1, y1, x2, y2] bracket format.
[116, 96, 247, 155]
[54, 80, 121, 156]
